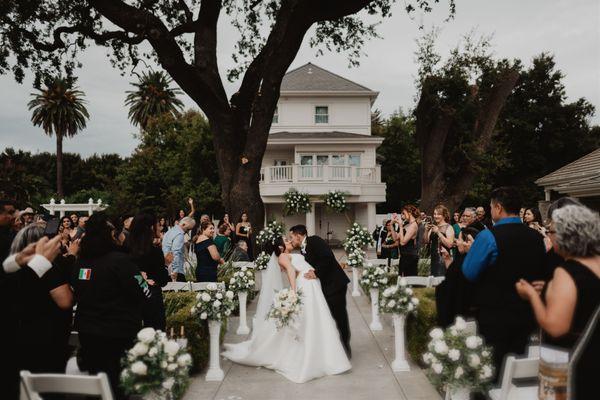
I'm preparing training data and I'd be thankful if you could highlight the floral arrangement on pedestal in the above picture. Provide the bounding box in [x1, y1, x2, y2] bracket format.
[267, 288, 304, 330]
[322, 190, 348, 213]
[379, 277, 419, 315]
[283, 188, 311, 216]
[360, 264, 389, 290]
[343, 222, 374, 269]
[121, 327, 193, 399]
[256, 220, 285, 247]
[422, 317, 495, 398]
[190, 283, 235, 321]
[346, 246, 365, 269]
[227, 265, 255, 292]
[254, 251, 271, 270]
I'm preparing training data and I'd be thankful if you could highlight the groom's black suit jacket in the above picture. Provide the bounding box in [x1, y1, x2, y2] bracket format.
[303, 235, 349, 297]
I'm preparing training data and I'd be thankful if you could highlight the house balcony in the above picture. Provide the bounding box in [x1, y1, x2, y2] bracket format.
[259, 164, 386, 202]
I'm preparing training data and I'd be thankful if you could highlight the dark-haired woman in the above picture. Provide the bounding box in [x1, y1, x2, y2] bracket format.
[424, 205, 455, 277]
[236, 212, 253, 260]
[127, 213, 170, 330]
[524, 207, 552, 250]
[195, 221, 225, 282]
[71, 213, 150, 400]
[392, 205, 420, 276]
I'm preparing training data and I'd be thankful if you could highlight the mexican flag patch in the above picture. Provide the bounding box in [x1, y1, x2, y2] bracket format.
[78, 268, 92, 280]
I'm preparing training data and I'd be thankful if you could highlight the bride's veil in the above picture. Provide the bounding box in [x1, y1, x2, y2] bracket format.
[252, 252, 283, 333]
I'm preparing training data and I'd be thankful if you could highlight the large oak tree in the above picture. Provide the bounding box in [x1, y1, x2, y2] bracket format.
[0, 0, 453, 228]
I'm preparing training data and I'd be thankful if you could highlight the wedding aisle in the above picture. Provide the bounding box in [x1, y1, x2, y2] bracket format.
[182, 273, 440, 400]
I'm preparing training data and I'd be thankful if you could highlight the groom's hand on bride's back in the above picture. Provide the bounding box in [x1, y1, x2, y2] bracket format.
[304, 270, 317, 280]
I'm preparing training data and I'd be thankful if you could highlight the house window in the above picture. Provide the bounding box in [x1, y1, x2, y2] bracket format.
[315, 106, 329, 124]
[348, 154, 361, 167]
[272, 106, 279, 124]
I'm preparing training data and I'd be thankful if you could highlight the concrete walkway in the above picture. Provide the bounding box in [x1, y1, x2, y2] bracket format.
[183, 275, 440, 400]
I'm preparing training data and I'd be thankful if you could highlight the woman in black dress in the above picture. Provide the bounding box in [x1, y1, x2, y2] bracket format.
[235, 211, 253, 260]
[516, 205, 600, 399]
[391, 205, 420, 276]
[195, 221, 224, 282]
[424, 204, 455, 277]
[127, 213, 170, 330]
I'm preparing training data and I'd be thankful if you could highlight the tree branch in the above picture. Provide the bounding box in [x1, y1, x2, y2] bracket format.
[176, 0, 194, 22]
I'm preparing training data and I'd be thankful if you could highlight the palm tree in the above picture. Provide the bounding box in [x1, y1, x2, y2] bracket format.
[125, 70, 184, 130]
[28, 77, 89, 198]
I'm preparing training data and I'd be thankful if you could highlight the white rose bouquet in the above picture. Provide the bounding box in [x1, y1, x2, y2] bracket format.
[256, 220, 285, 247]
[190, 283, 235, 321]
[322, 190, 348, 213]
[121, 328, 192, 398]
[254, 251, 271, 271]
[422, 317, 495, 393]
[379, 278, 419, 315]
[267, 288, 304, 330]
[360, 264, 389, 290]
[283, 188, 311, 216]
[346, 246, 365, 268]
[228, 265, 256, 292]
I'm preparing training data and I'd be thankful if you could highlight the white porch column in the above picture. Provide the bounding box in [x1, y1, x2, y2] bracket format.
[306, 203, 316, 235]
[367, 202, 376, 233]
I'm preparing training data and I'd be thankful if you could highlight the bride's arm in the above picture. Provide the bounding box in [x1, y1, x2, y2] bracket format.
[278, 254, 297, 292]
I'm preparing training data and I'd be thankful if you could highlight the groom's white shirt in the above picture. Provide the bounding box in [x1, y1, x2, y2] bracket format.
[300, 236, 307, 254]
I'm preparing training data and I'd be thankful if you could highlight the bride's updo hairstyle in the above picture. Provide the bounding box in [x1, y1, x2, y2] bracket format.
[272, 236, 286, 257]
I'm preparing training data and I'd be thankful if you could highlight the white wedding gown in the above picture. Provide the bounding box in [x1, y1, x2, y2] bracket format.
[222, 253, 351, 383]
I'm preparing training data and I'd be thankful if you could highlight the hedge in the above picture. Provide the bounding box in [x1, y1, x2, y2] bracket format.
[406, 287, 437, 366]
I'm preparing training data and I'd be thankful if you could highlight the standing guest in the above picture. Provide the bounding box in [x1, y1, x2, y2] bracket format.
[424, 205, 455, 277]
[59, 215, 73, 235]
[452, 210, 462, 237]
[19, 207, 35, 226]
[236, 211, 254, 260]
[476, 206, 493, 229]
[0, 199, 18, 261]
[162, 216, 196, 282]
[391, 205, 420, 276]
[462, 187, 547, 382]
[381, 220, 399, 262]
[70, 212, 79, 227]
[11, 213, 23, 235]
[118, 215, 133, 245]
[436, 226, 480, 327]
[73, 215, 88, 240]
[231, 240, 251, 262]
[214, 223, 232, 258]
[158, 216, 169, 235]
[10, 225, 74, 374]
[195, 221, 224, 282]
[515, 205, 599, 399]
[372, 219, 388, 259]
[127, 213, 170, 330]
[71, 213, 150, 400]
[524, 206, 552, 250]
[463, 207, 486, 231]
[519, 207, 526, 222]
[176, 198, 196, 224]
[219, 213, 236, 235]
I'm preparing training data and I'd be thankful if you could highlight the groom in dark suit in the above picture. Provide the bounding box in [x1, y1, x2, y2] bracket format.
[289, 225, 351, 356]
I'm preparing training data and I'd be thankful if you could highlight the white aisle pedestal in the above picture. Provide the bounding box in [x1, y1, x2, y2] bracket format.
[351, 267, 361, 297]
[236, 291, 250, 335]
[391, 314, 410, 371]
[445, 386, 470, 400]
[369, 288, 383, 331]
[205, 320, 224, 381]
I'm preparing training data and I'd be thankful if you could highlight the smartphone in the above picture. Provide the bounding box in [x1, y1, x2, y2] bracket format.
[44, 218, 61, 238]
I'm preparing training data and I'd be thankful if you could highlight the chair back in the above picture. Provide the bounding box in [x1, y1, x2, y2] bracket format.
[233, 261, 254, 270]
[20, 371, 114, 400]
[400, 276, 431, 287]
[464, 320, 477, 335]
[496, 356, 539, 400]
[430, 276, 445, 286]
[190, 282, 225, 291]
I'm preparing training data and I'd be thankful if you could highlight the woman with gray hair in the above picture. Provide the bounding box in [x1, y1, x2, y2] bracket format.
[516, 205, 599, 399]
[10, 223, 74, 374]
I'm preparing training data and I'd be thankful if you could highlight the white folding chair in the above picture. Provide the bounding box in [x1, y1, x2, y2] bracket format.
[488, 356, 539, 400]
[464, 320, 477, 335]
[232, 261, 254, 270]
[162, 281, 189, 292]
[430, 276, 445, 286]
[365, 259, 388, 267]
[20, 371, 114, 400]
[400, 276, 431, 287]
[527, 345, 540, 358]
[190, 282, 225, 292]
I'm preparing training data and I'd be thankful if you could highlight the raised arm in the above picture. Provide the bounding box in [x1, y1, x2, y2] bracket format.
[278, 253, 297, 292]
[187, 198, 195, 218]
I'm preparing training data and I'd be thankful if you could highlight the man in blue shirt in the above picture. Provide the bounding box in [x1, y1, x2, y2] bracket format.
[162, 216, 195, 282]
[462, 187, 546, 382]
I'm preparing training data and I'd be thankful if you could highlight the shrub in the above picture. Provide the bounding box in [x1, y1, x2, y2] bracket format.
[406, 288, 437, 365]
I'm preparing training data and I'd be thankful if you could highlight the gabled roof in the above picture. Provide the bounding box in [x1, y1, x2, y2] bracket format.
[268, 131, 383, 144]
[535, 147, 600, 197]
[280, 63, 377, 95]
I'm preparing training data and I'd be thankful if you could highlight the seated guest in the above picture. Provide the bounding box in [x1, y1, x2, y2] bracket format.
[462, 187, 547, 382]
[231, 240, 251, 262]
[71, 213, 150, 400]
[127, 213, 170, 330]
[214, 223, 232, 258]
[435, 226, 480, 327]
[516, 205, 599, 399]
[195, 221, 224, 282]
[9, 224, 74, 375]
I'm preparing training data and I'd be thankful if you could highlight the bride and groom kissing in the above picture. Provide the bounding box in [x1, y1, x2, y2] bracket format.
[222, 225, 352, 383]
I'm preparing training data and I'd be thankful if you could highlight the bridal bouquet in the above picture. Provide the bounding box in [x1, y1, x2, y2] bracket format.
[267, 288, 304, 330]
[360, 264, 389, 290]
[121, 327, 192, 398]
[379, 277, 419, 316]
[228, 265, 256, 292]
[323, 190, 348, 213]
[254, 251, 271, 270]
[256, 220, 285, 247]
[283, 188, 312, 216]
[422, 317, 495, 394]
[190, 283, 235, 321]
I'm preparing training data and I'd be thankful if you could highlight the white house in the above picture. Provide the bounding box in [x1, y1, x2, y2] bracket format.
[260, 63, 386, 244]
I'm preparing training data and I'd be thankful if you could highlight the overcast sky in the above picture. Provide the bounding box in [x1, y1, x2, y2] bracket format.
[1, 0, 598, 157]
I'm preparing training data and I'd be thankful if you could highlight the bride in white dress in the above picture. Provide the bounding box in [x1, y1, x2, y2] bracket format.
[222, 237, 351, 383]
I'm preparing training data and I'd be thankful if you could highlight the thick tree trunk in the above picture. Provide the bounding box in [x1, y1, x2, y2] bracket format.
[56, 134, 64, 199]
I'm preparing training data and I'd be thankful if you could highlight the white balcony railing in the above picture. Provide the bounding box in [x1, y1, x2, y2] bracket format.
[260, 164, 381, 184]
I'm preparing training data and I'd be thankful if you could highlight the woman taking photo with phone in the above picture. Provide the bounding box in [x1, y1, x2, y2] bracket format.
[391, 205, 420, 276]
[424, 204, 455, 277]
